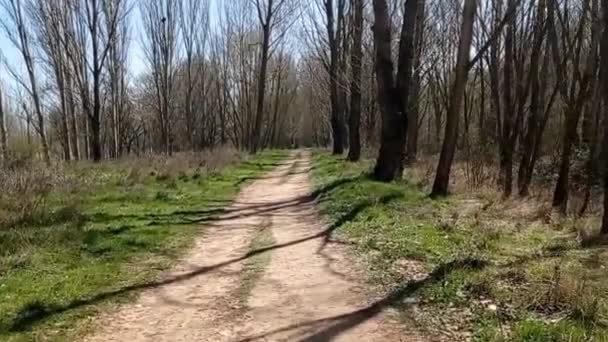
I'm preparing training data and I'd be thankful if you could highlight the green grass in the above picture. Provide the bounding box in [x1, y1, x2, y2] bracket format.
[0, 150, 288, 341]
[237, 219, 275, 307]
[310, 151, 608, 341]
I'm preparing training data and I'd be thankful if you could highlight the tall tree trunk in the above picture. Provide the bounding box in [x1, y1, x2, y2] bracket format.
[599, 0, 608, 234]
[67, 75, 80, 160]
[251, 0, 274, 154]
[60, 105, 71, 161]
[337, 0, 349, 150]
[517, 0, 546, 196]
[553, 2, 598, 213]
[518, 1, 556, 196]
[347, 0, 363, 161]
[431, 0, 477, 197]
[25, 110, 31, 147]
[327, 0, 345, 155]
[57, 67, 72, 161]
[405, 0, 426, 165]
[579, 89, 601, 216]
[19, 42, 51, 164]
[6, 0, 52, 165]
[90, 1, 103, 162]
[500, 0, 516, 197]
[372, 0, 418, 181]
[0, 86, 7, 165]
[29, 73, 51, 165]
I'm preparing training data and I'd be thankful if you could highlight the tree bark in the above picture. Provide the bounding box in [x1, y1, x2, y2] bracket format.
[499, 0, 516, 197]
[600, 0, 608, 234]
[430, 0, 477, 197]
[371, 0, 419, 181]
[67, 75, 80, 160]
[0, 85, 7, 165]
[251, 0, 274, 154]
[405, 0, 426, 165]
[553, 1, 597, 213]
[347, 0, 363, 161]
[517, 0, 546, 196]
[326, 0, 346, 155]
[5, 0, 52, 165]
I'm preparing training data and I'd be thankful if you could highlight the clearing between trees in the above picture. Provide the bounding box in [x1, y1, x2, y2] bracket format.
[85, 150, 421, 341]
[2, 150, 608, 341]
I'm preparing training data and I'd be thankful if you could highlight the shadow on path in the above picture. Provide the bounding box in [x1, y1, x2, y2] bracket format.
[8, 176, 369, 332]
[236, 258, 488, 342]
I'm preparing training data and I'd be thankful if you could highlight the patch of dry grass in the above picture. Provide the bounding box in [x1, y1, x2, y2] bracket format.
[0, 148, 288, 341]
[313, 151, 608, 341]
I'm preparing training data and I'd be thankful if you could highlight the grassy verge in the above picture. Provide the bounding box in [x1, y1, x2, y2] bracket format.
[310, 151, 608, 341]
[0, 150, 288, 341]
[237, 218, 275, 307]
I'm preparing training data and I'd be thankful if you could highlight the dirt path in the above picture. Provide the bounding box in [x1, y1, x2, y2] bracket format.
[86, 151, 423, 342]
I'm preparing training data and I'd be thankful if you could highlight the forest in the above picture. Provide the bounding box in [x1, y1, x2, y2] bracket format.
[0, 0, 608, 340]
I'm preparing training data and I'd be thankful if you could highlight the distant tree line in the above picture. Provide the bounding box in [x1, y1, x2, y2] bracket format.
[1, 0, 608, 233]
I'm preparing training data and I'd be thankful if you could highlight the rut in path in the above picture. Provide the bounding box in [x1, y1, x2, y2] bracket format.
[86, 151, 425, 342]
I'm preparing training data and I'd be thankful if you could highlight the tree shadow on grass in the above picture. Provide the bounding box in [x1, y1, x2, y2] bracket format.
[314, 193, 403, 281]
[310, 176, 362, 199]
[89, 175, 363, 229]
[7, 179, 376, 333]
[234, 169, 310, 187]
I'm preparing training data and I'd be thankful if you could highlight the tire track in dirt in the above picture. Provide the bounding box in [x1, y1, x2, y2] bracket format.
[86, 153, 298, 341]
[231, 151, 424, 342]
[86, 150, 424, 341]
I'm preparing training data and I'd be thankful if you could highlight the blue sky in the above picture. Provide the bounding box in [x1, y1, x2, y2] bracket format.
[0, 0, 220, 88]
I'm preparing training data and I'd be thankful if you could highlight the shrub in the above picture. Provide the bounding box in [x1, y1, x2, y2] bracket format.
[109, 146, 242, 182]
[520, 262, 607, 326]
[0, 161, 75, 227]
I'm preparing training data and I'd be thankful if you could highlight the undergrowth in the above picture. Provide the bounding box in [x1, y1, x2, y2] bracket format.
[238, 219, 275, 307]
[310, 151, 608, 341]
[0, 150, 287, 341]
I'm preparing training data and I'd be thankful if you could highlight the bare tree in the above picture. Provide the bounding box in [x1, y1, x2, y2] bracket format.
[430, 0, 476, 196]
[326, 0, 346, 155]
[517, 0, 551, 197]
[371, 0, 419, 181]
[551, 0, 598, 213]
[404, 0, 426, 165]
[250, 0, 295, 153]
[35, 0, 76, 161]
[71, 0, 127, 161]
[601, 0, 608, 234]
[179, 0, 209, 151]
[498, 0, 517, 197]
[0, 82, 7, 164]
[0, 0, 51, 165]
[106, 0, 130, 158]
[347, 0, 363, 162]
[141, 0, 179, 155]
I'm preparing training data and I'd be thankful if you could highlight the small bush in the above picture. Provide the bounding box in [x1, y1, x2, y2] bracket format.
[115, 164, 144, 186]
[154, 191, 170, 201]
[109, 147, 242, 183]
[0, 161, 75, 227]
[156, 173, 171, 182]
[520, 262, 607, 326]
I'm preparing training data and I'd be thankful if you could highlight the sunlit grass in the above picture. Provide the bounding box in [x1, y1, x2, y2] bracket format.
[311, 151, 608, 341]
[0, 150, 288, 341]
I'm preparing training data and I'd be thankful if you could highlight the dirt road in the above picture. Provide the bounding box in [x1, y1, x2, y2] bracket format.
[86, 151, 423, 342]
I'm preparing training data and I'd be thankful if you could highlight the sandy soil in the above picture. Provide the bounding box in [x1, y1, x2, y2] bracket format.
[86, 151, 425, 342]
